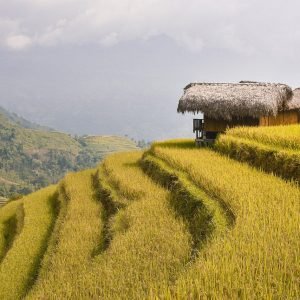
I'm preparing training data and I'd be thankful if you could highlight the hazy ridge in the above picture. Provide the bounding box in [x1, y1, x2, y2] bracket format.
[0, 107, 139, 199]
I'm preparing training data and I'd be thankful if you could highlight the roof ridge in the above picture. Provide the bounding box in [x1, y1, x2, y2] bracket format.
[184, 82, 289, 90]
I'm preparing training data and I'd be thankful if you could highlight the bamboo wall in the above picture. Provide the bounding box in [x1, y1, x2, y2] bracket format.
[204, 117, 259, 132]
[259, 110, 299, 126]
[204, 110, 300, 133]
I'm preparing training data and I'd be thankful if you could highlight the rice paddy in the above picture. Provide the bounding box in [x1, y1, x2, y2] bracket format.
[0, 135, 299, 299]
[27, 152, 191, 299]
[215, 124, 300, 182]
[148, 140, 300, 298]
[224, 124, 300, 150]
[0, 186, 57, 300]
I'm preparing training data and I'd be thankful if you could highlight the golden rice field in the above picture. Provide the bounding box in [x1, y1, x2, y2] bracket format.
[0, 135, 299, 299]
[27, 153, 190, 299]
[225, 124, 300, 150]
[147, 140, 300, 299]
[0, 186, 57, 300]
[215, 124, 300, 182]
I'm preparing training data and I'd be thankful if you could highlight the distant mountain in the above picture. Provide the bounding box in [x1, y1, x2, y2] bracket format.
[0, 106, 139, 198]
[0, 106, 54, 131]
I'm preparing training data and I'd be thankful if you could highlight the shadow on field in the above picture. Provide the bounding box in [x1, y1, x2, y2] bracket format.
[91, 171, 118, 255]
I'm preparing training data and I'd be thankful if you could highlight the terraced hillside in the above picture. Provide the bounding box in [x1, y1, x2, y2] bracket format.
[83, 135, 139, 158]
[0, 140, 299, 299]
[215, 124, 300, 182]
[0, 106, 139, 198]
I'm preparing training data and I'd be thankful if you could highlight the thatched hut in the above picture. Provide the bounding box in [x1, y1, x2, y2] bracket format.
[178, 82, 300, 140]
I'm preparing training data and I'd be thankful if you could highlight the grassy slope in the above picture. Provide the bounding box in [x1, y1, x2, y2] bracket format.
[0, 106, 53, 132]
[18, 129, 80, 154]
[83, 135, 138, 161]
[84, 135, 138, 153]
[0, 113, 79, 152]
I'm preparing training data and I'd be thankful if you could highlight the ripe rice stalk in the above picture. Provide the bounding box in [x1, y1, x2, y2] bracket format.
[149, 141, 300, 299]
[29, 153, 192, 299]
[0, 200, 24, 262]
[225, 124, 300, 151]
[0, 185, 58, 300]
[215, 134, 300, 183]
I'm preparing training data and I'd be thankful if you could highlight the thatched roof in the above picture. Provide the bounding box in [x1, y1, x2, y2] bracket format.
[178, 82, 293, 120]
[288, 88, 300, 111]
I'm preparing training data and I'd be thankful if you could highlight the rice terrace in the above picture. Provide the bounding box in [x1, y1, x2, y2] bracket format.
[0, 81, 299, 299]
[1, 1, 300, 299]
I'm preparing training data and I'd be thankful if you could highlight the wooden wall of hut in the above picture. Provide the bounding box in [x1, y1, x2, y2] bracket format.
[204, 116, 259, 132]
[259, 110, 300, 126]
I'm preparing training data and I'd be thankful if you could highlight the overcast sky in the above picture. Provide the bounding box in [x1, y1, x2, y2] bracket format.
[0, 0, 300, 140]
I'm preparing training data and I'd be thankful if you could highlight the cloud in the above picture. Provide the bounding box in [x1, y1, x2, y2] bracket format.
[0, 0, 300, 56]
[100, 32, 118, 47]
[5, 34, 32, 50]
[0, 17, 32, 50]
